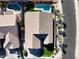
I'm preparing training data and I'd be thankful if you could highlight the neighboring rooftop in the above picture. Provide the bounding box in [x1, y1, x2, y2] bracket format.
[0, 14, 16, 27]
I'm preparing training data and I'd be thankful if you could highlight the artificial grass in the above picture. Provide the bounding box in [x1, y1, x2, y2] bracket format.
[29, 8, 38, 12]
[42, 47, 53, 57]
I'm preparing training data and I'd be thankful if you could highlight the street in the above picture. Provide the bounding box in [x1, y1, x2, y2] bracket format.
[62, 0, 76, 59]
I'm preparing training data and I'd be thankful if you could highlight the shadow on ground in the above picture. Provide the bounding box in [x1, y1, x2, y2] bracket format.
[0, 49, 6, 58]
[44, 43, 54, 51]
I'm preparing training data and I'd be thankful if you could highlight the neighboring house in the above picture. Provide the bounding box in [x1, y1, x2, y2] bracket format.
[24, 12, 53, 56]
[0, 11, 19, 49]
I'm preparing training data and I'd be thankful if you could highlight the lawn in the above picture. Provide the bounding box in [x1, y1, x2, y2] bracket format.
[42, 47, 53, 57]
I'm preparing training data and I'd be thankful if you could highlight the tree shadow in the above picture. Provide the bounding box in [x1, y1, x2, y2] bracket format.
[44, 43, 54, 52]
[29, 48, 41, 57]
[0, 36, 6, 58]
[0, 48, 6, 58]
[17, 21, 25, 59]
[63, 23, 67, 29]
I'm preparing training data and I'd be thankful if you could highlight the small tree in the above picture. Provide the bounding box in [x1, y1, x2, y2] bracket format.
[57, 35, 64, 44]
[57, 24, 64, 29]
[0, 2, 5, 8]
[55, 9, 64, 19]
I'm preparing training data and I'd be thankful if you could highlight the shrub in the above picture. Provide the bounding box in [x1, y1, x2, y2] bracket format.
[23, 50, 28, 57]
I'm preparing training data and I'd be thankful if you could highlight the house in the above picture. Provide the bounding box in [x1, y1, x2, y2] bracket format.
[25, 12, 53, 48]
[0, 11, 19, 49]
[24, 11, 54, 56]
[24, 1, 54, 56]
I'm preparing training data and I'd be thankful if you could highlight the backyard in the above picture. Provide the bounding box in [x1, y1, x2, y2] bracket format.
[42, 47, 54, 57]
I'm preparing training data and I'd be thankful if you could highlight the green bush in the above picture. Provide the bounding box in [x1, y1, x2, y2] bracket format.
[55, 10, 60, 15]
[18, 20, 24, 27]
[57, 35, 64, 44]
[0, 2, 5, 8]
[29, 8, 37, 12]
[55, 9, 63, 19]
[58, 24, 64, 29]
[23, 50, 28, 57]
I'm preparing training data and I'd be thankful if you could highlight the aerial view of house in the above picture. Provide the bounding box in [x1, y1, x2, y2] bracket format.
[0, 0, 79, 59]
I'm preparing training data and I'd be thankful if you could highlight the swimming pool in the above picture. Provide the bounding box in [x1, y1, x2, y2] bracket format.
[7, 3, 21, 11]
[34, 4, 51, 13]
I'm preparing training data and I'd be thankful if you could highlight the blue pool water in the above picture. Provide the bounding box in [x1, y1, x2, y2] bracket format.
[35, 4, 51, 11]
[7, 3, 21, 11]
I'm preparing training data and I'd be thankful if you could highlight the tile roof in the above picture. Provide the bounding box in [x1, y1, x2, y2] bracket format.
[0, 14, 16, 27]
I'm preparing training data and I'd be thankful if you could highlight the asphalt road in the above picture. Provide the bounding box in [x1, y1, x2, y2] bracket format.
[62, 0, 76, 59]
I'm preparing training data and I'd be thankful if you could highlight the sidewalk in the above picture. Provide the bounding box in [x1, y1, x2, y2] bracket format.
[54, 50, 63, 59]
[74, 0, 79, 59]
